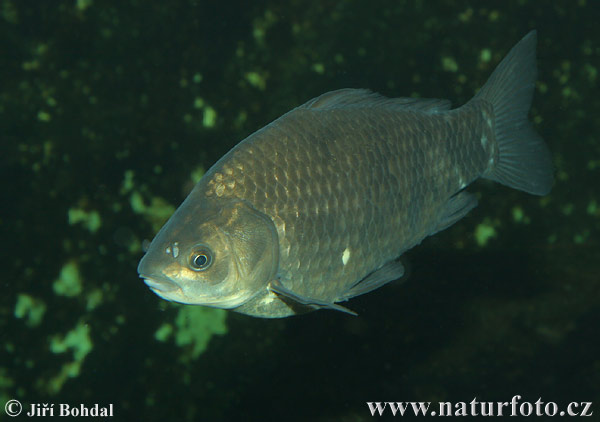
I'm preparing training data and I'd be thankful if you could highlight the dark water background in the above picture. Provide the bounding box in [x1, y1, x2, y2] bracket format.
[2, 1, 598, 420]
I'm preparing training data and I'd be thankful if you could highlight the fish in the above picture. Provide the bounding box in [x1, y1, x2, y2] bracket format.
[138, 31, 553, 318]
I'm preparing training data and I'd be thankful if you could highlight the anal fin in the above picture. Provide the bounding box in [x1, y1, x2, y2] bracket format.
[340, 260, 405, 301]
[431, 191, 478, 235]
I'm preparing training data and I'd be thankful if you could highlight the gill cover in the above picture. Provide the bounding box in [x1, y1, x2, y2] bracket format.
[215, 199, 280, 305]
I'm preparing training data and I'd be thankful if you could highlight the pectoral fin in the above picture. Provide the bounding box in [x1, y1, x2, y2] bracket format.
[268, 280, 358, 316]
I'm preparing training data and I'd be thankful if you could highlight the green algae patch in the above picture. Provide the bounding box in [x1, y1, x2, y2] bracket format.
[512, 206, 524, 222]
[474, 219, 498, 247]
[130, 191, 175, 232]
[203, 106, 217, 128]
[86, 288, 103, 311]
[312, 63, 325, 74]
[252, 9, 277, 45]
[193, 97, 205, 109]
[573, 230, 590, 244]
[76, 0, 93, 12]
[245, 71, 267, 90]
[50, 322, 92, 361]
[47, 321, 93, 395]
[122, 171, 174, 244]
[14, 294, 46, 327]
[190, 166, 205, 184]
[154, 323, 173, 342]
[120, 169, 135, 194]
[586, 200, 598, 216]
[53, 261, 83, 297]
[480, 48, 492, 63]
[511, 206, 531, 224]
[68, 207, 101, 233]
[37, 110, 51, 121]
[442, 56, 458, 72]
[173, 306, 227, 361]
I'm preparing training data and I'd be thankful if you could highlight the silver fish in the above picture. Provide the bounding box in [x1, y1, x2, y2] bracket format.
[138, 31, 552, 318]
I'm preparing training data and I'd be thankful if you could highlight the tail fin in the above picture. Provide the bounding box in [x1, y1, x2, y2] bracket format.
[473, 30, 553, 195]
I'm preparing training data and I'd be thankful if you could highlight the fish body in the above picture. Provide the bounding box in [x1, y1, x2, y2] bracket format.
[138, 31, 552, 318]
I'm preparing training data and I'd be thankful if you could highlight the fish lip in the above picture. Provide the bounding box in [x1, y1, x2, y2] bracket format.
[141, 276, 179, 293]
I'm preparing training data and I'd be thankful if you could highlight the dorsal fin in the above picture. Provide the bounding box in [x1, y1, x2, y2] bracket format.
[299, 88, 451, 113]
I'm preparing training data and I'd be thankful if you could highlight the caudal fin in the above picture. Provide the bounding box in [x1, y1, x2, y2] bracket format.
[474, 30, 553, 195]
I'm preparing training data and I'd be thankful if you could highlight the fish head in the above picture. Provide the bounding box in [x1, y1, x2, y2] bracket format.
[138, 197, 279, 309]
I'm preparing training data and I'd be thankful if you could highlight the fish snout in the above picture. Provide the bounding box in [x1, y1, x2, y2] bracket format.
[142, 277, 179, 293]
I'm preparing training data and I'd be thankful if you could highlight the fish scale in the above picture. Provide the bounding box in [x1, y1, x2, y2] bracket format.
[198, 105, 485, 308]
[138, 31, 553, 318]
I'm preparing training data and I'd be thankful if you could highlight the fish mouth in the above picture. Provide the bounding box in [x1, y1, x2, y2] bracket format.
[141, 276, 180, 293]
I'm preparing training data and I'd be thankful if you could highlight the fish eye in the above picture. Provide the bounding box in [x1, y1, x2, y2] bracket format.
[189, 247, 212, 271]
